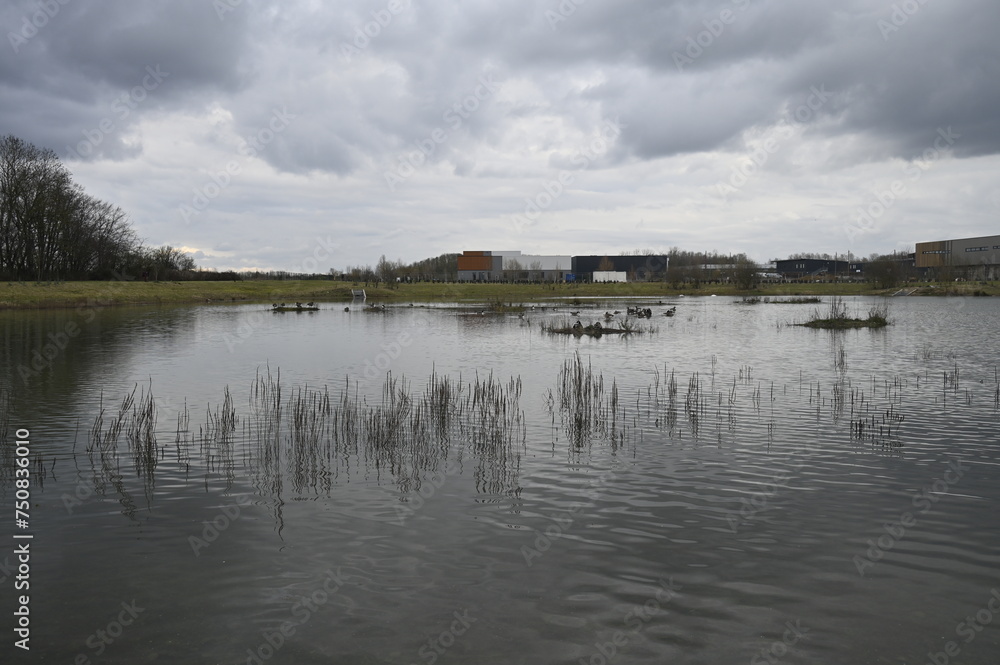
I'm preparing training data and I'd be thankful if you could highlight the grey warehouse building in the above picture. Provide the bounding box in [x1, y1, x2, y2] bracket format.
[915, 234, 1000, 280]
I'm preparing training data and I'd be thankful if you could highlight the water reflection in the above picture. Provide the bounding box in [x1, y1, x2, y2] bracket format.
[47, 366, 528, 531]
[2, 297, 1000, 663]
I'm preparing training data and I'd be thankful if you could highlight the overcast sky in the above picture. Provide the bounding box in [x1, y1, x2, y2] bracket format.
[3, 0, 998, 272]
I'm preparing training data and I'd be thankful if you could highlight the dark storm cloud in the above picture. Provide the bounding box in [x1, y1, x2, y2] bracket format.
[2, 0, 250, 159]
[2, 0, 997, 269]
[495, 0, 1000, 166]
[5, 0, 998, 172]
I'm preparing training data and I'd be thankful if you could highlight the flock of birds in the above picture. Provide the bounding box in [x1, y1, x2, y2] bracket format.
[272, 301, 680, 324]
[271, 301, 315, 309]
[512, 303, 680, 331]
[574, 304, 677, 329]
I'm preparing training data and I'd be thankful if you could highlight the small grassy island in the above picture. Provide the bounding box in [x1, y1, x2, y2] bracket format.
[542, 316, 656, 337]
[798, 297, 890, 329]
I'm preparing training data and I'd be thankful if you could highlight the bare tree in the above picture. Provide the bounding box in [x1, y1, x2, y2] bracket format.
[733, 254, 760, 290]
[144, 245, 196, 281]
[866, 254, 903, 289]
[0, 135, 152, 280]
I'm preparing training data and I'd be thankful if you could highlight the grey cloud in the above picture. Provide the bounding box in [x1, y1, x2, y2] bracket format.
[2, 0, 997, 270]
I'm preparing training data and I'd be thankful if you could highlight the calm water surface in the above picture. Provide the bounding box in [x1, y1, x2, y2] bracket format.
[1, 295, 998, 664]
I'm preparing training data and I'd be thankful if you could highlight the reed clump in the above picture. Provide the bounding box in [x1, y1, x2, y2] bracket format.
[553, 352, 624, 447]
[799, 296, 890, 329]
[85, 367, 527, 503]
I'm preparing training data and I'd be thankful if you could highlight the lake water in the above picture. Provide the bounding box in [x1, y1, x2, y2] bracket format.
[1, 295, 998, 664]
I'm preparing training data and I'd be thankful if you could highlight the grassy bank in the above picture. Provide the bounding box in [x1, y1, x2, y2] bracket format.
[0, 278, 996, 310]
[0, 280, 358, 310]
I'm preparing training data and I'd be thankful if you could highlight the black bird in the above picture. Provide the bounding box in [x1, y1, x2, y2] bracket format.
[344, 307, 350, 312]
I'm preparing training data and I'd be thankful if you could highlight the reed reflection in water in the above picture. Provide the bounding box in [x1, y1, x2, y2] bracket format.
[75, 366, 528, 530]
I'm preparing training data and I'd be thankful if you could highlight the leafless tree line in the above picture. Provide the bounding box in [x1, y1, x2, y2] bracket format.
[0, 135, 194, 281]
